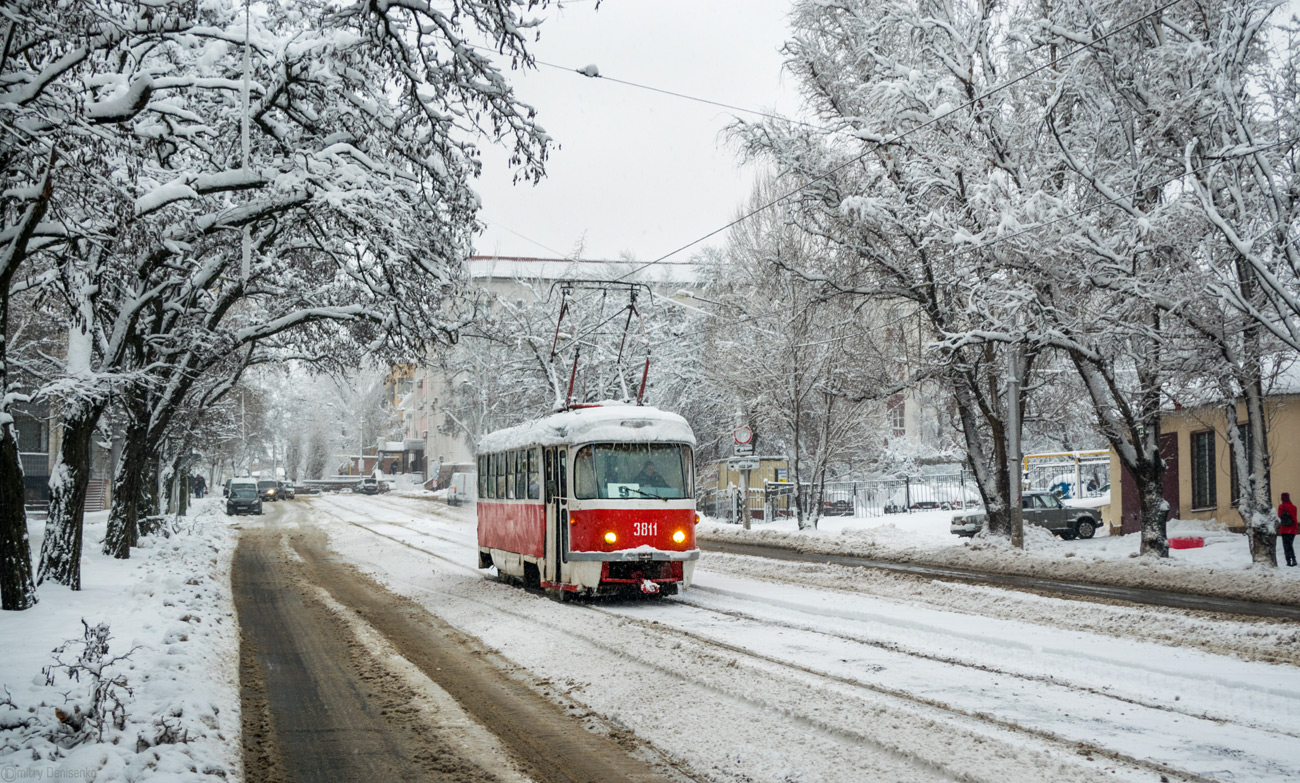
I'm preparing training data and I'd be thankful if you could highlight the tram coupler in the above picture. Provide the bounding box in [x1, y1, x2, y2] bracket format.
[637, 573, 660, 595]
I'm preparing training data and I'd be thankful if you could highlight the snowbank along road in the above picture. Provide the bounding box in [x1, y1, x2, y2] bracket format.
[233, 493, 1300, 783]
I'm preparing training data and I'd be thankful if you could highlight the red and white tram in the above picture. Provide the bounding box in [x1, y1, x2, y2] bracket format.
[475, 403, 698, 597]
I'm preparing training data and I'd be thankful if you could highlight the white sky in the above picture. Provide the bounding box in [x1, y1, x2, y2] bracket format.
[471, 0, 799, 262]
[470, 0, 1300, 264]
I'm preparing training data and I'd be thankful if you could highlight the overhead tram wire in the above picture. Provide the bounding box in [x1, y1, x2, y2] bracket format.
[465, 43, 825, 132]
[610, 0, 1189, 283]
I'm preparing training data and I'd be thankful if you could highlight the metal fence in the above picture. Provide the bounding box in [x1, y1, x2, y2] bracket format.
[1023, 451, 1110, 501]
[700, 471, 983, 523]
[698, 486, 765, 523]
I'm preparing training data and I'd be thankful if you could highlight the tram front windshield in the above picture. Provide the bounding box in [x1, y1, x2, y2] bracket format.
[573, 443, 691, 500]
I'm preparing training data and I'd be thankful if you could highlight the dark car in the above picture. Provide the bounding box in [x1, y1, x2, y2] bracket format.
[821, 498, 854, 516]
[226, 485, 263, 516]
[257, 479, 280, 502]
[950, 491, 1100, 540]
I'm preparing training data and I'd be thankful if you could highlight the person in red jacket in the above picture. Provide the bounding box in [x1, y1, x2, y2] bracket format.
[1279, 492, 1298, 567]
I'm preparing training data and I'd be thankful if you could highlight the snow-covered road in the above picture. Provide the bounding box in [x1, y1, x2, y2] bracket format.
[304, 492, 1300, 783]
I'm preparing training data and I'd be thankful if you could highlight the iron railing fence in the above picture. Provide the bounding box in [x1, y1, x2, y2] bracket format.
[698, 486, 766, 523]
[1022, 451, 1111, 501]
[700, 472, 984, 523]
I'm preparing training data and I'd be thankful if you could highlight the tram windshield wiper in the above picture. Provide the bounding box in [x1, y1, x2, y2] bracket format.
[617, 485, 661, 499]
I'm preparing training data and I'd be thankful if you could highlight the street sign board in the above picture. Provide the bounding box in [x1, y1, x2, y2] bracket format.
[733, 442, 753, 456]
[733, 425, 753, 445]
[727, 457, 760, 472]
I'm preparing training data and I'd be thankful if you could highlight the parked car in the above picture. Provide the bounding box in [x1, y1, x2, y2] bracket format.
[257, 479, 281, 502]
[821, 497, 854, 516]
[447, 472, 474, 506]
[226, 484, 263, 515]
[279, 481, 295, 500]
[950, 491, 1100, 540]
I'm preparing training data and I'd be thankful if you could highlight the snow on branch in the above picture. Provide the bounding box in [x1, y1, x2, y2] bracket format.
[85, 73, 155, 124]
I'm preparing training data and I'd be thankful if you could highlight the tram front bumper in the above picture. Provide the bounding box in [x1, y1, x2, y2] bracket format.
[566, 548, 701, 562]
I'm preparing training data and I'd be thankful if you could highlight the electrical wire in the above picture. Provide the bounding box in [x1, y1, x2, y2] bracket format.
[611, 0, 1189, 282]
[465, 43, 822, 131]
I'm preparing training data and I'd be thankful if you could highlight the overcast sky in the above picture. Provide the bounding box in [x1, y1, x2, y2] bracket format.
[471, 1, 799, 263]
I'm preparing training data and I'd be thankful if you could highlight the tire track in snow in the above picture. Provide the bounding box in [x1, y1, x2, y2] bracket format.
[319, 504, 1240, 783]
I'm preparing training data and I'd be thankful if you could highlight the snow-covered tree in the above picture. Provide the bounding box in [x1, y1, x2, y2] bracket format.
[437, 267, 718, 454]
[735, 0, 1066, 537]
[1040, 0, 1299, 563]
[699, 180, 882, 529]
[3, 0, 552, 595]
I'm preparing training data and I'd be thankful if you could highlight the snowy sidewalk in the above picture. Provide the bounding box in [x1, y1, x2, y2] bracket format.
[0, 502, 241, 783]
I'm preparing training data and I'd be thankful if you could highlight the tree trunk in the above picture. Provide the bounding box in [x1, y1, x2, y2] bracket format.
[177, 460, 189, 517]
[1235, 388, 1275, 567]
[0, 421, 37, 610]
[1, 159, 51, 608]
[950, 362, 1010, 536]
[104, 414, 149, 559]
[1135, 464, 1169, 558]
[1067, 352, 1168, 556]
[38, 401, 102, 589]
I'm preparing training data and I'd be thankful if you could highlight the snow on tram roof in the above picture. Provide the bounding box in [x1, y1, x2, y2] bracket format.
[477, 402, 695, 453]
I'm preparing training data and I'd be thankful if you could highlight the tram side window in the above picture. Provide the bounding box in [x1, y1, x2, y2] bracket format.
[559, 448, 567, 499]
[501, 447, 512, 496]
[506, 450, 516, 499]
[477, 456, 487, 498]
[527, 449, 540, 499]
[574, 446, 596, 499]
[495, 453, 505, 499]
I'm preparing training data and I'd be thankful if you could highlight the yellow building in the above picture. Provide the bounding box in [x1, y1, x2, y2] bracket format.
[699, 456, 790, 493]
[1106, 394, 1300, 533]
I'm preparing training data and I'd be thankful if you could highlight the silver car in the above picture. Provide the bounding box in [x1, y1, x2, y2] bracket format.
[951, 491, 1100, 540]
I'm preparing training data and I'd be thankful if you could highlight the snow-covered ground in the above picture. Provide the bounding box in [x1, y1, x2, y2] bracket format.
[694, 505, 1300, 606]
[312, 492, 1300, 783]
[0, 503, 241, 783]
[5, 490, 1298, 783]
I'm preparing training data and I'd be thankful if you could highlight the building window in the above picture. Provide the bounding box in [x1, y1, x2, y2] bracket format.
[1191, 430, 1216, 510]
[888, 395, 905, 438]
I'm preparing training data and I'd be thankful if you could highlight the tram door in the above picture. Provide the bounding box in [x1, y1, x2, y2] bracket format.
[543, 447, 566, 584]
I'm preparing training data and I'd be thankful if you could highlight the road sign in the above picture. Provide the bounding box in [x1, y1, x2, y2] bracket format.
[732, 442, 753, 456]
[733, 425, 753, 445]
[727, 457, 760, 472]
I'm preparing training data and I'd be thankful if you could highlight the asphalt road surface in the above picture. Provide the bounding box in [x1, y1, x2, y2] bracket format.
[232, 507, 684, 783]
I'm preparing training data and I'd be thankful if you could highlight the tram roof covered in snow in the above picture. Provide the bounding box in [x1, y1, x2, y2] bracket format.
[477, 403, 695, 454]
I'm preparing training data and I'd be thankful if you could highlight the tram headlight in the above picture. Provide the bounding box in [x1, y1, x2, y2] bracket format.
[672, 529, 687, 545]
[604, 531, 618, 545]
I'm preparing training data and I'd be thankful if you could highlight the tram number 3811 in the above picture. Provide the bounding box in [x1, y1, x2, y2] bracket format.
[633, 522, 659, 537]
